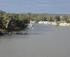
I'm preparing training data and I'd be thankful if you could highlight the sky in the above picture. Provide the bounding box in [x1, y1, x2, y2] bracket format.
[0, 0, 70, 14]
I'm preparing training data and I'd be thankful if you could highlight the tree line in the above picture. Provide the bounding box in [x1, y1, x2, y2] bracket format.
[0, 10, 70, 34]
[0, 10, 30, 34]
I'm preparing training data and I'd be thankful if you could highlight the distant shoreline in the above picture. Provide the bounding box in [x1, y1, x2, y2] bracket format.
[38, 21, 70, 26]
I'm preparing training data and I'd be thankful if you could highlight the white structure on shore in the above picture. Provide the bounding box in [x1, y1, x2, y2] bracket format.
[38, 21, 57, 25]
[38, 21, 70, 26]
[59, 23, 70, 26]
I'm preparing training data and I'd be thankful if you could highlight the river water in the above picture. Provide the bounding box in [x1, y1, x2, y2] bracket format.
[0, 24, 70, 57]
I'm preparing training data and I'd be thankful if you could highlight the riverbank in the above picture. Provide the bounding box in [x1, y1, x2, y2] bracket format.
[38, 21, 70, 26]
[0, 20, 29, 35]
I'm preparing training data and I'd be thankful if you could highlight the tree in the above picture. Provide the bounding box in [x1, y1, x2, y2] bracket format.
[55, 16, 60, 22]
[41, 16, 48, 21]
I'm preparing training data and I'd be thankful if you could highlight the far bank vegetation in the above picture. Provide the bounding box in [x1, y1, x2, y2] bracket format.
[0, 10, 70, 32]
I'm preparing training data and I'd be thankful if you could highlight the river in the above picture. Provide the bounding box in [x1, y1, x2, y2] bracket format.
[0, 24, 70, 57]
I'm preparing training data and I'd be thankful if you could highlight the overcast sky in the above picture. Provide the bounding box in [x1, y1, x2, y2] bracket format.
[0, 0, 70, 14]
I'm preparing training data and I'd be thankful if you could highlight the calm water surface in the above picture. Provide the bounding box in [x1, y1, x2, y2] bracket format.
[0, 24, 70, 57]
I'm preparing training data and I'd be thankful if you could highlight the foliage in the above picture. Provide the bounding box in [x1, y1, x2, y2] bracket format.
[1, 10, 70, 33]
